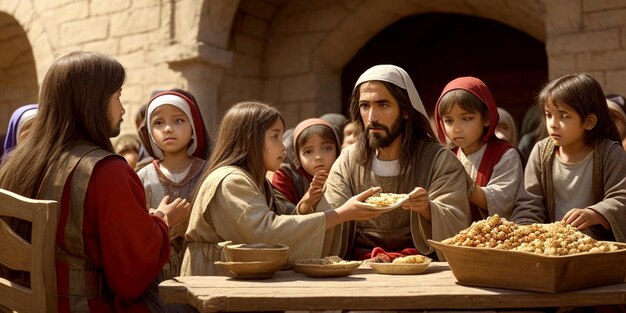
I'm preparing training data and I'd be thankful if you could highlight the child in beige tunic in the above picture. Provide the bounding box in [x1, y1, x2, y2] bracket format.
[181, 101, 386, 276]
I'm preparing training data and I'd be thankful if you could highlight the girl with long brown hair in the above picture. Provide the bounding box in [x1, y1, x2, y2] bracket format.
[181, 101, 384, 276]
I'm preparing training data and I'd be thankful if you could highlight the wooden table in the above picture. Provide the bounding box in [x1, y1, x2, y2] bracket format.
[159, 262, 626, 312]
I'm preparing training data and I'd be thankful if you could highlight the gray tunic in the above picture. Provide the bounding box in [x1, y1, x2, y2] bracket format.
[317, 142, 471, 260]
[512, 138, 626, 242]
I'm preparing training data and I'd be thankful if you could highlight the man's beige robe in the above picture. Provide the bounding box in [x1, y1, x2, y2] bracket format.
[317, 141, 471, 260]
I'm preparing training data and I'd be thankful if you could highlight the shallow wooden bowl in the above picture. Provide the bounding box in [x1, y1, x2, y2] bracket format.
[214, 260, 284, 279]
[221, 242, 289, 264]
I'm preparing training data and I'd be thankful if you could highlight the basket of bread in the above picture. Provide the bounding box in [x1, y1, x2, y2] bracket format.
[429, 214, 626, 292]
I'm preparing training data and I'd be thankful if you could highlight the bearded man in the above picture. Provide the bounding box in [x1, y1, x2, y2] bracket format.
[317, 65, 471, 260]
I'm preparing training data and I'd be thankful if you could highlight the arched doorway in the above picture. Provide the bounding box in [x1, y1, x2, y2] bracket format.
[342, 13, 548, 129]
[0, 12, 38, 133]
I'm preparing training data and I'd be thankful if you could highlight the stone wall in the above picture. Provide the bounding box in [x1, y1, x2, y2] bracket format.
[0, 0, 626, 135]
[546, 0, 626, 94]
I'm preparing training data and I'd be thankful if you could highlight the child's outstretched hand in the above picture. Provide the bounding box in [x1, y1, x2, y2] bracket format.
[153, 195, 192, 227]
[297, 170, 328, 214]
[562, 207, 610, 230]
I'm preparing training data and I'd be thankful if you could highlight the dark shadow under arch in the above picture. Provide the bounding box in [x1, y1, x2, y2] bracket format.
[342, 13, 548, 128]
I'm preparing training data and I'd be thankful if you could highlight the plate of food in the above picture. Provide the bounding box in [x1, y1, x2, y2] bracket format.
[293, 256, 361, 278]
[362, 192, 409, 212]
[369, 255, 432, 275]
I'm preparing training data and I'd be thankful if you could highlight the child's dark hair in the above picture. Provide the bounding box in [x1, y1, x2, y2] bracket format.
[537, 73, 620, 144]
[294, 125, 340, 167]
[438, 89, 490, 136]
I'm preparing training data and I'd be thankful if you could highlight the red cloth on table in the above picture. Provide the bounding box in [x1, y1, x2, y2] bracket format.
[355, 246, 420, 262]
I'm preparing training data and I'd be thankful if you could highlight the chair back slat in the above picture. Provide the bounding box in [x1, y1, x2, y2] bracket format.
[0, 188, 58, 313]
[0, 219, 31, 271]
[0, 278, 32, 312]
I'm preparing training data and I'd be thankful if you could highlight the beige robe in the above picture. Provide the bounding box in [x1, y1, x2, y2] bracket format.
[180, 166, 330, 276]
[317, 142, 471, 260]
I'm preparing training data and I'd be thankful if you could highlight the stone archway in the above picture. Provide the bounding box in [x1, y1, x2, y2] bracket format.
[0, 12, 38, 132]
[262, 0, 546, 126]
[341, 12, 548, 124]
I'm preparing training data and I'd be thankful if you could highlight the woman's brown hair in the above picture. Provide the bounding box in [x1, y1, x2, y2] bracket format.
[198, 101, 284, 204]
[0, 51, 126, 197]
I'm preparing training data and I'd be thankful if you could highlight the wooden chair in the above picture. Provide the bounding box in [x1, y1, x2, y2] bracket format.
[0, 189, 58, 312]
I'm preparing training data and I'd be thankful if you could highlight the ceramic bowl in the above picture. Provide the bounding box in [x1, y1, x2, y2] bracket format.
[219, 241, 290, 264]
[214, 261, 283, 279]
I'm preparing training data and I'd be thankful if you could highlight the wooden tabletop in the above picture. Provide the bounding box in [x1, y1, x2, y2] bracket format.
[159, 262, 626, 312]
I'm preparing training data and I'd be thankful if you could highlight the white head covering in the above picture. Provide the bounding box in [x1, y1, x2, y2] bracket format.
[496, 107, 519, 145]
[354, 64, 428, 119]
[146, 94, 197, 159]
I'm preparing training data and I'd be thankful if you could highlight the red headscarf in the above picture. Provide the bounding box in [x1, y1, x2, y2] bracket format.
[433, 76, 499, 144]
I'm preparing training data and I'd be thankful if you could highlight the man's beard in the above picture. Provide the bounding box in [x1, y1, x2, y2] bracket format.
[366, 116, 404, 149]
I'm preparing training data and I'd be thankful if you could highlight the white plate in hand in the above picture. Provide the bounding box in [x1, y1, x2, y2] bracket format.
[361, 193, 409, 212]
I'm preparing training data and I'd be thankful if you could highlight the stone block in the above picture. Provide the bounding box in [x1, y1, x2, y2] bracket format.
[13, 0, 35, 25]
[119, 33, 151, 54]
[583, 0, 626, 12]
[262, 78, 281, 103]
[583, 9, 626, 30]
[547, 29, 619, 54]
[266, 33, 325, 77]
[120, 83, 144, 104]
[132, 0, 155, 9]
[298, 99, 318, 118]
[219, 76, 263, 107]
[60, 16, 109, 46]
[40, 1, 88, 25]
[43, 0, 75, 10]
[110, 7, 160, 37]
[231, 53, 262, 77]
[117, 51, 146, 70]
[545, 0, 581, 35]
[233, 33, 264, 57]
[279, 74, 316, 102]
[240, 14, 269, 38]
[576, 50, 626, 71]
[82, 39, 119, 55]
[270, 14, 306, 36]
[306, 5, 349, 32]
[548, 54, 576, 79]
[0, 0, 20, 15]
[278, 101, 302, 128]
[90, 0, 131, 15]
[238, 0, 277, 20]
[605, 69, 626, 94]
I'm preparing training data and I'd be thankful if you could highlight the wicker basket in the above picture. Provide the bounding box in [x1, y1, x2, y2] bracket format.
[429, 239, 626, 293]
